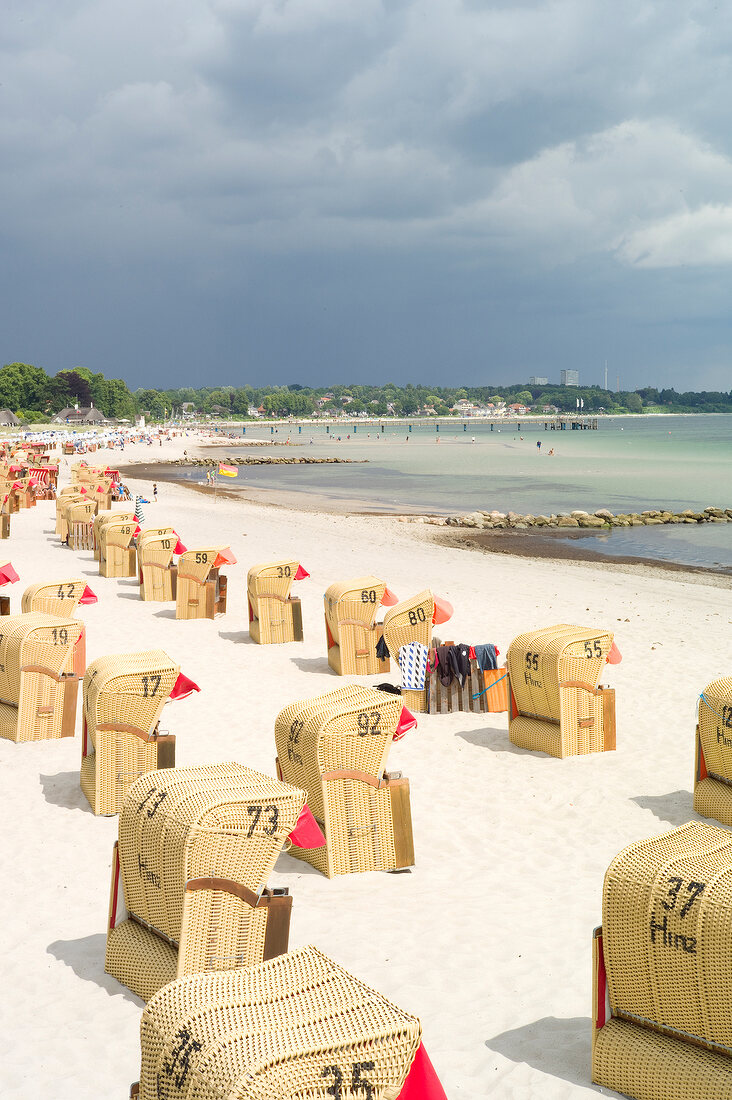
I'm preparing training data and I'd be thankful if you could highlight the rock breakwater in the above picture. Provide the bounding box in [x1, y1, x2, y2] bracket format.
[445, 506, 732, 529]
[171, 455, 366, 467]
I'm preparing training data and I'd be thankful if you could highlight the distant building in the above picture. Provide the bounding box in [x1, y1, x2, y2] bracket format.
[52, 405, 106, 424]
[0, 410, 20, 426]
[528, 376, 548, 385]
[560, 370, 579, 386]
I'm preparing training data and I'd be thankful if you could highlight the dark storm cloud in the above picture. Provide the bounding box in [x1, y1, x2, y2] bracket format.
[2, 0, 732, 388]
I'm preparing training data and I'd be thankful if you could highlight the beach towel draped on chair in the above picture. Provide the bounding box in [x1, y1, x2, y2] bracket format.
[383, 589, 452, 713]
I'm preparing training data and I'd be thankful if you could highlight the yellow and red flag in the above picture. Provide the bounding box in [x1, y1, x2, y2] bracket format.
[218, 464, 238, 477]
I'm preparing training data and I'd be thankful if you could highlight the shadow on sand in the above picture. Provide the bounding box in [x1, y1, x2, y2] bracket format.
[485, 1015, 603, 1092]
[47, 934, 143, 1004]
[39, 771, 93, 814]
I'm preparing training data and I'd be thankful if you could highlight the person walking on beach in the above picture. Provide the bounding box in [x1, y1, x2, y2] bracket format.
[153, 483, 158, 502]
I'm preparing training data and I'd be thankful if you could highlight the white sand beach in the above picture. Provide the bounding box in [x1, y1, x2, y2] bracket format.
[1, 432, 729, 1098]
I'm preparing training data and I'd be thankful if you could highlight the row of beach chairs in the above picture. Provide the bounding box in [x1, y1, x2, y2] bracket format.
[0, 582, 444, 1093]
[15, 480, 732, 1097]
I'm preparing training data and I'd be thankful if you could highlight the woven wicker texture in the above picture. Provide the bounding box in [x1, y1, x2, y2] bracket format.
[106, 763, 306, 999]
[248, 560, 302, 644]
[176, 547, 231, 620]
[58, 497, 95, 542]
[80, 650, 180, 815]
[324, 576, 388, 675]
[506, 623, 614, 758]
[21, 579, 87, 617]
[100, 517, 138, 577]
[602, 821, 732, 1052]
[693, 678, 732, 828]
[383, 590, 436, 713]
[0, 611, 83, 741]
[138, 529, 178, 602]
[593, 1017, 732, 1100]
[275, 684, 413, 876]
[93, 510, 136, 560]
[137, 945, 421, 1100]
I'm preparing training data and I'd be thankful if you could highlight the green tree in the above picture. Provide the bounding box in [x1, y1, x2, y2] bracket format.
[0, 363, 47, 410]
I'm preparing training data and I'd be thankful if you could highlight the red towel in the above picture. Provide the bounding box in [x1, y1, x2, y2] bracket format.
[170, 672, 200, 700]
[294, 564, 310, 579]
[606, 641, 622, 664]
[397, 1044, 448, 1099]
[173, 538, 187, 555]
[79, 584, 98, 605]
[288, 804, 326, 848]
[381, 585, 399, 606]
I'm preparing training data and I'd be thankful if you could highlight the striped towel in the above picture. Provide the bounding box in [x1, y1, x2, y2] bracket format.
[398, 642, 428, 690]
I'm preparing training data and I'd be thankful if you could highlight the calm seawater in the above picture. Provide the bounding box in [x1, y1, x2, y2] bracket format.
[189, 415, 732, 570]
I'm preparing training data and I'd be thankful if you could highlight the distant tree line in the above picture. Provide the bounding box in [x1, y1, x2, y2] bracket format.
[2, 361, 732, 422]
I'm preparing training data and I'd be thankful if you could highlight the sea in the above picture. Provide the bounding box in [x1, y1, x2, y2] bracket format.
[179, 415, 732, 572]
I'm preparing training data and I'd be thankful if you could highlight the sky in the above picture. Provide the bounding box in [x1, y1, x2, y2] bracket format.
[3, 0, 732, 392]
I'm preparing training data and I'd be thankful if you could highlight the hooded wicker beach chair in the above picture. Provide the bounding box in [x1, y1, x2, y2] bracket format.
[0, 479, 20, 515]
[693, 677, 732, 825]
[55, 487, 84, 534]
[0, 511, 9, 540]
[99, 516, 139, 578]
[80, 650, 199, 815]
[382, 589, 454, 713]
[105, 762, 306, 1001]
[275, 684, 416, 877]
[21, 578, 97, 617]
[138, 528, 184, 602]
[324, 576, 398, 675]
[248, 559, 308, 644]
[65, 498, 98, 550]
[175, 546, 236, 620]
[93, 509, 136, 561]
[592, 821, 732, 1100]
[506, 624, 618, 758]
[131, 944, 447, 1100]
[0, 612, 84, 741]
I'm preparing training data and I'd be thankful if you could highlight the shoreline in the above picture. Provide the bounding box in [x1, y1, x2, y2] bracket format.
[120, 460, 732, 586]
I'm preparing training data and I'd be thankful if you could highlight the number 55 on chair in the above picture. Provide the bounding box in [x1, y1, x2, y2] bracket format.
[506, 624, 621, 758]
[247, 559, 309, 643]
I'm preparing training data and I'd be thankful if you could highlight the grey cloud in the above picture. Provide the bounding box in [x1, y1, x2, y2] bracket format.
[2, 0, 732, 386]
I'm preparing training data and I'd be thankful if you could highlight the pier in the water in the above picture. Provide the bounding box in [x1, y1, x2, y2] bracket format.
[544, 417, 599, 430]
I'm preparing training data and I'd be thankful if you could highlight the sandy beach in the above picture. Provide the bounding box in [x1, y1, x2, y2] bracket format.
[1, 431, 729, 1098]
